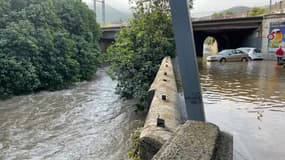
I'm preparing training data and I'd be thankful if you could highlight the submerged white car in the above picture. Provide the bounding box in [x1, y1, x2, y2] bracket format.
[206, 49, 249, 62]
[237, 47, 264, 61]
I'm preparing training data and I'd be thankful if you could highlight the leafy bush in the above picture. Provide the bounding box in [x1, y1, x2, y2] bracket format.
[128, 128, 142, 160]
[107, 1, 175, 105]
[0, 56, 40, 98]
[0, 0, 101, 97]
[249, 7, 268, 16]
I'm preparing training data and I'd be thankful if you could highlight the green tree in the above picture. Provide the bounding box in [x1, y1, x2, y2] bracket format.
[53, 0, 101, 80]
[224, 10, 233, 17]
[0, 56, 40, 98]
[130, 0, 193, 11]
[0, 0, 11, 28]
[248, 7, 268, 16]
[0, 0, 101, 98]
[212, 12, 224, 19]
[204, 37, 216, 45]
[0, 0, 10, 14]
[10, 0, 29, 11]
[108, 0, 176, 105]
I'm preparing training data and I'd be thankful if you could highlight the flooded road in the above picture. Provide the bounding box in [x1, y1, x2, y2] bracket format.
[199, 59, 285, 160]
[1, 60, 285, 160]
[0, 68, 141, 160]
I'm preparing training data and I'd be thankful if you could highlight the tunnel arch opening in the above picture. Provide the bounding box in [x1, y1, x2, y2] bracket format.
[203, 36, 218, 55]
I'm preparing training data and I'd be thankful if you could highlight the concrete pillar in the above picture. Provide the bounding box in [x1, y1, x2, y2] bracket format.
[194, 32, 206, 57]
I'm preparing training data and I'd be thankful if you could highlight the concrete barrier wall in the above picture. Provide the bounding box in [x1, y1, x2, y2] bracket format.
[261, 13, 285, 60]
[151, 121, 219, 160]
[139, 56, 233, 160]
[151, 121, 233, 160]
[139, 56, 182, 160]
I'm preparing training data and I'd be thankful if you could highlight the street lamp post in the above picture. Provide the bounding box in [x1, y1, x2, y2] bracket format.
[94, 0, 106, 25]
[169, 0, 205, 121]
[269, 0, 272, 14]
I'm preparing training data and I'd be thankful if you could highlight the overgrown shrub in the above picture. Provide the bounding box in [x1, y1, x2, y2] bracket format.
[0, 56, 40, 98]
[128, 128, 142, 160]
[0, 0, 101, 97]
[107, 0, 175, 106]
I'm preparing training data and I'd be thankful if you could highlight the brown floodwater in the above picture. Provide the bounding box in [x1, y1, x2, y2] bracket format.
[0, 60, 285, 160]
[0, 68, 142, 160]
[198, 59, 285, 160]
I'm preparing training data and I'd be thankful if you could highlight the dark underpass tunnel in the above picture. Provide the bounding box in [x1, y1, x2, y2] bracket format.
[194, 28, 261, 57]
[216, 35, 231, 52]
[216, 29, 262, 52]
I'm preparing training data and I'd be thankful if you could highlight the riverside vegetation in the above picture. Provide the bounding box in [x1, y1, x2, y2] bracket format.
[107, 1, 192, 159]
[0, 0, 101, 98]
[107, 0, 176, 107]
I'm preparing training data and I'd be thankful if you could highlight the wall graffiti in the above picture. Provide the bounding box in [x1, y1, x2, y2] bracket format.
[268, 22, 285, 52]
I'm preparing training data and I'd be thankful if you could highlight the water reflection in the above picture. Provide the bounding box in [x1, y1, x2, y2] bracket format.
[199, 59, 285, 110]
[198, 58, 285, 160]
[1, 59, 284, 160]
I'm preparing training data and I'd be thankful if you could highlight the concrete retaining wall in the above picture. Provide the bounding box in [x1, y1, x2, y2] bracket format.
[139, 57, 182, 160]
[139, 56, 233, 160]
[152, 121, 219, 160]
[152, 121, 233, 160]
[261, 13, 285, 60]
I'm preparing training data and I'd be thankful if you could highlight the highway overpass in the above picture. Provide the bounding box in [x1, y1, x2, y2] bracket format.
[100, 16, 264, 56]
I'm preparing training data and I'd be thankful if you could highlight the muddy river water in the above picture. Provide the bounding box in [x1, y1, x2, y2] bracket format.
[0, 68, 141, 160]
[1, 60, 285, 160]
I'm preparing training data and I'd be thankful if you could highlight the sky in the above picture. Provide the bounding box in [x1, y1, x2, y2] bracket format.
[83, 0, 273, 15]
[83, 0, 130, 11]
[191, 0, 270, 17]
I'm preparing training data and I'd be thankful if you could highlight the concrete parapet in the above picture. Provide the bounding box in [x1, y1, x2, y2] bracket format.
[212, 132, 233, 160]
[152, 121, 233, 160]
[261, 13, 285, 54]
[139, 57, 233, 160]
[139, 56, 182, 160]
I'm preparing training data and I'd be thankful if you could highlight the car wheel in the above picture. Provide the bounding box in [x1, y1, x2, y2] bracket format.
[241, 57, 248, 62]
[220, 58, 226, 63]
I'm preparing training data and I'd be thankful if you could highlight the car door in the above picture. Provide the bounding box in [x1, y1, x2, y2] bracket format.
[234, 50, 244, 61]
[228, 50, 238, 62]
[254, 48, 263, 60]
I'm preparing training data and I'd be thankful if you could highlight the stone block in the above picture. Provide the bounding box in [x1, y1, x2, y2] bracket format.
[152, 121, 220, 160]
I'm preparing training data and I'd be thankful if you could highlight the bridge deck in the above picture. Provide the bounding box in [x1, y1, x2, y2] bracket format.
[192, 16, 263, 31]
[101, 16, 264, 39]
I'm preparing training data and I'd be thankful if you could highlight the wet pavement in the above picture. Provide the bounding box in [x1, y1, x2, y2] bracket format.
[199, 59, 285, 160]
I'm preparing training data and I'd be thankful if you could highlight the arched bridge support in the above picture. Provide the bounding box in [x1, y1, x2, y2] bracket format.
[193, 32, 207, 57]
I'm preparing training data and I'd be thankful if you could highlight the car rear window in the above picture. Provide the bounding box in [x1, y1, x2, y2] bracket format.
[235, 50, 243, 54]
[254, 49, 261, 53]
[238, 48, 250, 53]
[218, 50, 231, 55]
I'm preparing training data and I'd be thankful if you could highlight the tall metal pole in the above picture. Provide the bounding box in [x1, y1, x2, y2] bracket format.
[169, 0, 205, 121]
[94, 0, 96, 13]
[269, 0, 272, 14]
[94, 0, 105, 25]
[102, 0, 106, 25]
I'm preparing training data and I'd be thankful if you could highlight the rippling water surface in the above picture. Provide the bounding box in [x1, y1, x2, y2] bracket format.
[1, 60, 285, 160]
[198, 59, 285, 160]
[0, 68, 140, 160]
